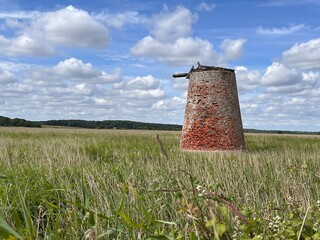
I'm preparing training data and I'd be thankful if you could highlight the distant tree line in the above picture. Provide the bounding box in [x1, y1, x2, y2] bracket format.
[0, 116, 182, 130]
[0, 116, 41, 128]
[36, 119, 183, 131]
[244, 128, 320, 135]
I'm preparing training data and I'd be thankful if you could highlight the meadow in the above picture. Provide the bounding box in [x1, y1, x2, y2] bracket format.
[0, 127, 319, 239]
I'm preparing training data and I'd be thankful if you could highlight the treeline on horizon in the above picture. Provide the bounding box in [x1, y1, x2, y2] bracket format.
[0, 115, 319, 134]
[37, 119, 182, 131]
[0, 116, 41, 128]
[0, 115, 181, 131]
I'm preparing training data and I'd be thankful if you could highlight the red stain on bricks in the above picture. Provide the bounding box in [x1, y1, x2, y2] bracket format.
[180, 67, 245, 151]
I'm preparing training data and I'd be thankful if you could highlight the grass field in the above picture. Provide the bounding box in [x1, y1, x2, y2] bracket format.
[0, 127, 319, 239]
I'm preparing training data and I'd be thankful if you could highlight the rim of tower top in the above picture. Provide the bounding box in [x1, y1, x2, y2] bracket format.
[172, 62, 234, 79]
[192, 62, 235, 72]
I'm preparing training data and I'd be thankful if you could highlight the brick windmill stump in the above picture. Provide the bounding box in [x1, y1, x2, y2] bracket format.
[173, 63, 245, 151]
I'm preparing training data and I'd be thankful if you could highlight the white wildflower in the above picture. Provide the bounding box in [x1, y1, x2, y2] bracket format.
[269, 215, 282, 233]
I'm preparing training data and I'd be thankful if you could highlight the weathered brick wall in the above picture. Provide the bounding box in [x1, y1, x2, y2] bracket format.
[180, 67, 245, 151]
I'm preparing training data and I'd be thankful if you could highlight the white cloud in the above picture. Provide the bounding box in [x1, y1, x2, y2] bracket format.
[2, 18, 27, 30]
[287, 97, 305, 105]
[259, 0, 320, 7]
[302, 71, 319, 84]
[38, 83, 95, 101]
[0, 6, 109, 57]
[113, 74, 164, 98]
[257, 24, 304, 35]
[0, 61, 31, 72]
[261, 62, 301, 86]
[152, 96, 186, 110]
[240, 89, 320, 131]
[1, 82, 34, 93]
[131, 6, 245, 66]
[0, 10, 39, 19]
[0, 57, 169, 122]
[113, 75, 159, 90]
[256, 39, 320, 95]
[39, 6, 109, 48]
[238, 59, 320, 131]
[99, 69, 122, 84]
[260, 62, 319, 93]
[93, 97, 109, 106]
[54, 58, 100, 79]
[119, 89, 165, 98]
[220, 39, 247, 61]
[235, 66, 261, 91]
[197, 2, 216, 11]
[74, 83, 92, 95]
[0, 34, 55, 57]
[53, 58, 121, 83]
[172, 78, 189, 90]
[123, 75, 159, 90]
[96, 11, 146, 29]
[265, 84, 305, 94]
[282, 38, 320, 70]
[152, 6, 195, 43]
[131, 36, 218, 65]
[0, 70, 17, 84]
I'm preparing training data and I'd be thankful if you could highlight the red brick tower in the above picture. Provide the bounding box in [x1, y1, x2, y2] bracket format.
[173, 63, 245, 151]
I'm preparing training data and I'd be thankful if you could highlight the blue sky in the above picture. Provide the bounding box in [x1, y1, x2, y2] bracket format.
[0, 0, 319, 131]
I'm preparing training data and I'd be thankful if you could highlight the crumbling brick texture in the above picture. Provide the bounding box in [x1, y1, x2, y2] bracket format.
[180, 68, 245, 151]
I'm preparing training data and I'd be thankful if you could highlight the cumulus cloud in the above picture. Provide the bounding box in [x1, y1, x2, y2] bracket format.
[235, 39, 319, 127]
[1, 82, 34, 93]
[39, 6, 109, 48]
[0, 34, 56, 56]
[151, 6, 195, 43]
[0, 58, 170, 122]
[262, 39, 320, 91]
[259, 62, 319, 93]
[0, 70, 17, 84]
[44, 83, 93, 96]
[231, 38, 320, 130]
[282, 38, 320, 70]
[54, 58, 99, 79]
[130, 6, 245, 66]
[172, 78, 189, 90]
[119, 89, 165, 98]
[152, 96, 186, 110]
[235, 66, 261, 91]
[261, 62, 301, 86]
[113, 74, 165, 99]
[131, 36, 218, 65]
[220, 39, 247, 61]
[117, 75, 159, 90]
[239, 88, 320, 131]
[0, 6, 109, 57]
[53, 58, 121, 83]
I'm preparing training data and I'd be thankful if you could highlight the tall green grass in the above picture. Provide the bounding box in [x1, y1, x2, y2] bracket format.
[0, 127, 319, 239]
